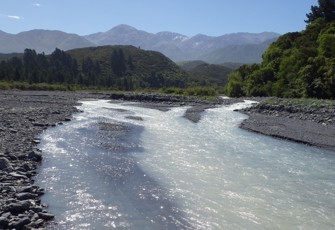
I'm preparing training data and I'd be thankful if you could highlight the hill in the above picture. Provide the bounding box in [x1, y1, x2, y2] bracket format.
[0, 45, 188, 90]
[225, 0, 335, 99]
[67, 45, 187, 88]
[187, 63, 233, 88]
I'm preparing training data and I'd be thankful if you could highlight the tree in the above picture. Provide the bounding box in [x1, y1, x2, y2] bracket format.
[111, 49, 126, 76]
[306, 0, 335, 24]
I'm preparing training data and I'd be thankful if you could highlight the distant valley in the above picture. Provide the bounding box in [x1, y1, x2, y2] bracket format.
[0, 24, 279, 64]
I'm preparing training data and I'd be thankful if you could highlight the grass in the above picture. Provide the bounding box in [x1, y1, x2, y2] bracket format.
[161, 86, 218, 98]
[0, 81, 219, 100]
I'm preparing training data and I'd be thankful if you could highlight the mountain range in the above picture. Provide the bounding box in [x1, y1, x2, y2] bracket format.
[0, 24, 280, 64]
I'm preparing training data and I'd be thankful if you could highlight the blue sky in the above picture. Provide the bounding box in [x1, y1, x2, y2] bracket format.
[1, 0, 318, 36]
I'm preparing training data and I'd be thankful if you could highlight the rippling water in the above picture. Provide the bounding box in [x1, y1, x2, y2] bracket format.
[36, 100, 335, 229]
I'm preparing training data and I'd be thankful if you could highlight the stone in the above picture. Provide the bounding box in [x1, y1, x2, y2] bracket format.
[38, 212, 55, 220]
[0, 216, 9, 227]
[8, 217, 31, 229]
[34, 218, 45, 226]
[32, 139, 41, 144]
[7, 200, 31, 213]
[28, 151, 42, 162]
[16, 192, 38, 200]
[9, 172, 28, 179]
[0, 157, 13, 170]
[33, 122, 47, 127]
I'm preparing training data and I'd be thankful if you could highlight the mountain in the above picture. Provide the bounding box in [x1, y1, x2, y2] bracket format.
[84, 25, 280, 63]
[0, 25, 280, 63]
[0, 30, 94, 54]
[0, 30, 27, 53]
[198, 38, 277, 64]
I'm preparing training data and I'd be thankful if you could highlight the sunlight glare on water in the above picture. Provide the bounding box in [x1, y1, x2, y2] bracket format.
[37, 100, 335, 229]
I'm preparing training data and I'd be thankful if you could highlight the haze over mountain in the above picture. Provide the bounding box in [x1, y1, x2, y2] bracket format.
[0, 29, 94, 54]
[85, 24, 280, 63]
[0, 24, 280, 63]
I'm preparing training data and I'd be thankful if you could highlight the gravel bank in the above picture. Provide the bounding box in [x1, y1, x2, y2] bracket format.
[239, 98, 335, 151]
[0, 91, 108, 229]
[109, 93, 244, 123]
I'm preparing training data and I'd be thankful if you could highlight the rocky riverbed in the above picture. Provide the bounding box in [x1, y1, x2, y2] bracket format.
[1, 91, 334, 229]
[0, 91, 109, 229]
[0, 91, 228, 229]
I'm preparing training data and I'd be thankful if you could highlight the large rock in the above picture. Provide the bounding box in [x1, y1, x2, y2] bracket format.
[0, 157, 13, 170]
[28, 150, 42, 162]
[6, 200, 32, 213]
[8, 217, 31, 229]
[16, 192, 38, 200]
[38, 212, 55, 220]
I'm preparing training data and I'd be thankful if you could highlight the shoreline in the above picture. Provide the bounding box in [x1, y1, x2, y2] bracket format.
[239, 99, 335, 151]
[0, 91, 109, 229]
[1, 91, 334, 229]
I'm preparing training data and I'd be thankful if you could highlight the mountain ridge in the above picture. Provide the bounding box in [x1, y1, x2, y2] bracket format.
[0, 24, 280, 63]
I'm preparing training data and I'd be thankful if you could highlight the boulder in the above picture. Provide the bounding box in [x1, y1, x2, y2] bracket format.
[0, 157, 13, 170]
[28, 151, 42, 162]
[7, 200, 31, 213]
[8, 217, 31, 229]
[38, 212, 55, 220]
[0, 216, 9, 227]
[16, 192, 38, 200]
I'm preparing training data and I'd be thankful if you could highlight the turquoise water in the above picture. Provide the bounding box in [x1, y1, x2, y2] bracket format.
[36, 100, 335, 229]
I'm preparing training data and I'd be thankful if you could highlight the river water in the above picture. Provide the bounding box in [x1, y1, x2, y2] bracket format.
[36, 100, 335, 229]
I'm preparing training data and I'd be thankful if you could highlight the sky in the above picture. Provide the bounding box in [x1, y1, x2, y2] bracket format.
[1, 0, 318, 36]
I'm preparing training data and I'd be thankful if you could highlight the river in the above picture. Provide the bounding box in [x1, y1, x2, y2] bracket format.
[36, 100, 335, 229]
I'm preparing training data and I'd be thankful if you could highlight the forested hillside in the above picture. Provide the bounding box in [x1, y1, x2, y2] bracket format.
[0, 45, 188, 90]
[225, 0, 335, 99]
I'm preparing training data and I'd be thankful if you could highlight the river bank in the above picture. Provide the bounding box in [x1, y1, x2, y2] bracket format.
[239, 98, 335, 151]
[0, 91, 109, 229]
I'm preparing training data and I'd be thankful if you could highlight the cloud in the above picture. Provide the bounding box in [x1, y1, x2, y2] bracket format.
[8, 15, 22, 20]
[33, 3, 41, 7]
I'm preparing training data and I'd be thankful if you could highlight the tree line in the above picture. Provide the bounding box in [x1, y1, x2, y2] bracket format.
[225, 0, 335, 99]
[0, 47, 187, 90]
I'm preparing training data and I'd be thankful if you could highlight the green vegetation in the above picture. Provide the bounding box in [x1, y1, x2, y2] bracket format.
[225, 0, 335, 99]
[0, 44, 227, 98]
[162, 86, 217, 98]
[0, 81, 74, 91]
[187, 64, 233, 89]
[0, 45, 189, 91]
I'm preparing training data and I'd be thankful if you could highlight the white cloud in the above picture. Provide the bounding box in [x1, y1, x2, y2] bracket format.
[33, 3, 41, 7]
[8, 15, 22, 20]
